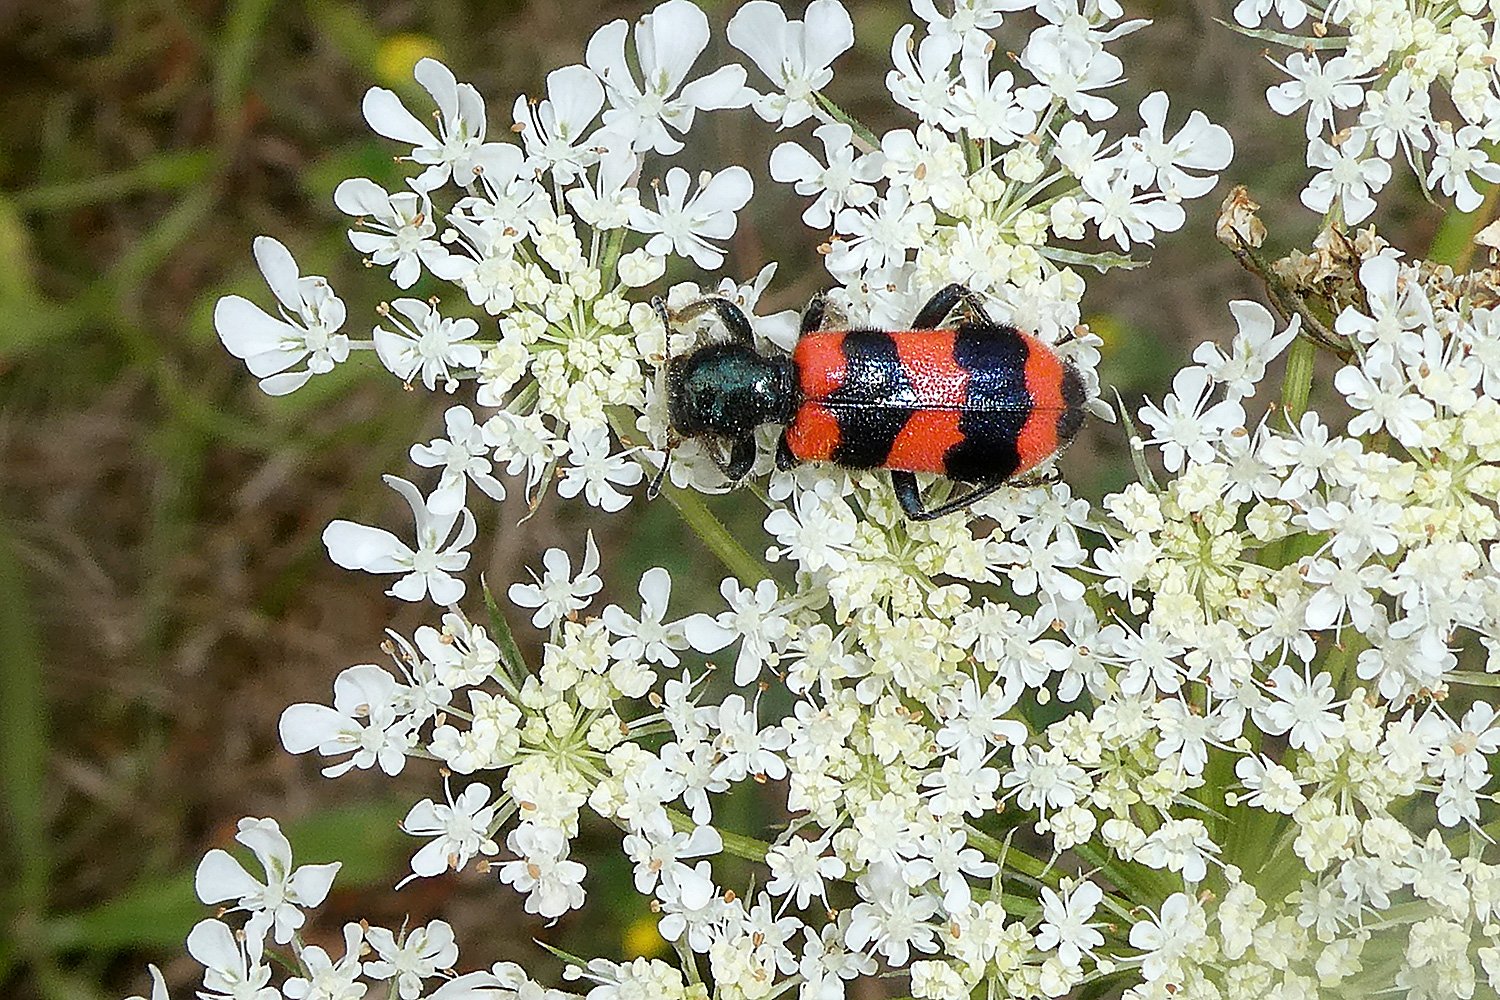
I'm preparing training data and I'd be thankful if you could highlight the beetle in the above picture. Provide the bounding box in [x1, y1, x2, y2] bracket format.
[652, 282, 1087, 521]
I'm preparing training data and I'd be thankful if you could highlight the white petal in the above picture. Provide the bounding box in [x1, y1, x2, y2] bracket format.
[257, 369, 314, 395]
[769, 141, 822, 184]
[333, 177, 392, 217]
[586, 19, 634, 93]
[194, 849, 260, 904]
[323, 520, 410, 573]
[640, 0, 710, 94]
[638, 567, 673, 617]
[681, 64, 751, 111]
[362, 87, 438, 147]
[682, 612, 734, 653]
[287, 860, 341, 907]
[547, 64, 605, 131]
[414, 58, 460, 123]
[802, 0, 855, 72]
[727, 1, 789, 81]
[186, 919, 244, 974]
[698, 165, 753, 212]
[251, 236, 303, 312]
[390, 571, 432, 602]
[425, 571, 467, 605]
[214, 295, 295, 362]
[279, 703, 348, 754]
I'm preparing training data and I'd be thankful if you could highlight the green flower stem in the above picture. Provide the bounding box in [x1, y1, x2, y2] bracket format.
[606, 411, 770, 585]
[965, 826, 1136, 921]
[1281, 335, 1316, 424]
[661, 483, 772, 586]
[813, 92, 879, 152]
[667, 808, 769, 862]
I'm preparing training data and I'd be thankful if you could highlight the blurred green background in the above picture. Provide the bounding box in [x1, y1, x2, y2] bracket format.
[0, 0, 1480, 997]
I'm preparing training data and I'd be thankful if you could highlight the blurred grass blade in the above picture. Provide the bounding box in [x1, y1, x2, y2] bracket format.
[11, 151, 215, 213]
[0, 525, 48, 927]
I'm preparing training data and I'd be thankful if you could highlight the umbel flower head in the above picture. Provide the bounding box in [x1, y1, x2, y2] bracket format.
[173, 3, 1500, 1000]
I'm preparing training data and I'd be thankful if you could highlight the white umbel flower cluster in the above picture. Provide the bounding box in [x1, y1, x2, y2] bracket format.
[1246, 0, 1500, 222]
[167, 2, 1500, 1000]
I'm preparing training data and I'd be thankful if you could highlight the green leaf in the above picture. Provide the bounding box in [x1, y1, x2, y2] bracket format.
[482, 576, 529, 679]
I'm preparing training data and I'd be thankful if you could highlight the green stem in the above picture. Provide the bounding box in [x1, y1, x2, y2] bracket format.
[661, 484, 770, 586]
[1281, 335, 1316, 424]
[667, 808, 769, 861]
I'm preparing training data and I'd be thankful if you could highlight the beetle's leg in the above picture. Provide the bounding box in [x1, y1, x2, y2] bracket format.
[891, 471, 929, 519]
[912, 283, 999, 329]
[893, 472, 1010, 521]
[912, 283, 968, 329]
[722, 436, 757, 481]
[668, 296, 756, 345]
[801, 294, 827, 334]
[775, 432, 797, 472]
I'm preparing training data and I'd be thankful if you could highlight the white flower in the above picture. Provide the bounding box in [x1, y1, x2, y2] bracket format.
[1020, 27, 1122, 123]
[628, 165, 753, 269]
[1429, 124, 1500, 213]
[194, 817, 341, 945]
[1266, 53, 1367, 140]
[333, 177, 464, 288]
[556, 426, 644, 512]
[727, 0, 855, 128]
[410, 405, 507, 515]
[374, 298, 483, 393]
[1256, 664, 1345, 753]
[364, 921, 459, 1000]
[1192, 300, 1300, 401]
[186, 919, 277, 1000]
[885, 23, 961, 124]
[513, 64, 606, 184]
[497, 822, 588, 918]
[279, 663, 417, 777]
[281, 922, 365, 1000]
[586, 0, 751, 156]
[1300, 129, 1390, 225]
[603, 567, 691, 667]
[362, 58, 499, 192]
[1358, 71, 1431, 160]
[949, 56, 1041, 145]
[1079, 171, 1185, 250]
[508, 531, 603, 630]
[769, 122, 884, 229]
[215, 236, 349, 396]
[1128, 893, 1208, 980]
[765, 836, 845, 910]
[322, 474, 475, 604]
[844, 862, 941, 966]
[1035, 879, 1104, 968]
[1121, 91, 1233, 199]
[913, 0, 1017, 53]
[827, 186, 935, 273]
[401, 780, 502, 879]
[1136, 366, 1245, 472]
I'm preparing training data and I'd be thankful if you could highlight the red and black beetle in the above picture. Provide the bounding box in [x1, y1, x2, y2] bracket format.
[653, 282, 1086, 521]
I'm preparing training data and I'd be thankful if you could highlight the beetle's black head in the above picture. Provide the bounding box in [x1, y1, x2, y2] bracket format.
[666, 341, 798, 441]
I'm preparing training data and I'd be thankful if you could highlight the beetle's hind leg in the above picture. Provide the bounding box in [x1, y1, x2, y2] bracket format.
[891, 471, 1009, 521]
[656, 295, 756, 345]
[912, 283, 997, 330]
